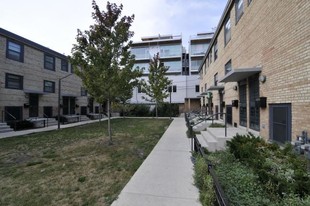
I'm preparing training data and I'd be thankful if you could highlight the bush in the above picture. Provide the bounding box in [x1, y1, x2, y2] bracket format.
[193, 156, 216, 206]
[125, 104, 151, 117]
[9, 120, 34, 130]
[151, 103, 179, 117]
[226, 134, 310, 199]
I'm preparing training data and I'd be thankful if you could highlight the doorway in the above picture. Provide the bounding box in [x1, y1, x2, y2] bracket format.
[29, 94, 39, 117]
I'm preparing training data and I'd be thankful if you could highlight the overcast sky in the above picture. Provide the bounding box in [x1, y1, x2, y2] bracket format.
[0, 0, 227, 55]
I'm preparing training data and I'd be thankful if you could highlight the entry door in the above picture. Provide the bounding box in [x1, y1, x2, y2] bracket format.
[219, 92, 223, 119]
[270, 104, 291, 144]
[249, 75, 260, 131]
[29, 94, 39, 117]
[63, 97, 69, 115]
[226, 105, 232, 125]
[239, 81, 247, 127]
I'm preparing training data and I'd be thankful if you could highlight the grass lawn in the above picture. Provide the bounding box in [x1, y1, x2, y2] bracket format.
[0, 118, 172, 206]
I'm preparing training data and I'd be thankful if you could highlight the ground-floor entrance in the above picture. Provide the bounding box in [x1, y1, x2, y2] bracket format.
[29, 94, 39, 117]
[63, 97, 76, 115]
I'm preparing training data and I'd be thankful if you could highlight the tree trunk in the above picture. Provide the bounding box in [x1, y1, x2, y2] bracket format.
[156, 102, 158, 118]
[107, 98, 112, 144]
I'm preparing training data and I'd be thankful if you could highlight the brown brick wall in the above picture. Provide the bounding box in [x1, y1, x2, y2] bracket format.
[200, 0, 310, 141]
[0, 36, 91, 119]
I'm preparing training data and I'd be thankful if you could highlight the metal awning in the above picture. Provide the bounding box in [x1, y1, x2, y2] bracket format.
[24, 89, 46, 95]
[207, 85, 225, 91]
[61, 94, 77, 97]
[219, 67, 262, 82]
[200, 92, 209, 96]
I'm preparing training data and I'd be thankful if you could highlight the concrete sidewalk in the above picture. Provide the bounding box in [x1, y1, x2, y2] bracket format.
[0, 117, 115, 139]
[112, 118, 201, 206]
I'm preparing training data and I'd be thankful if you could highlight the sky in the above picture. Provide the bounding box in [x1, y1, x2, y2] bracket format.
[0, 0, 227, 55]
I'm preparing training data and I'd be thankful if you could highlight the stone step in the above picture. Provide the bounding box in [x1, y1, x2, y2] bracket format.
[201, 131, 218, 152]
[0, 128, 14, 133]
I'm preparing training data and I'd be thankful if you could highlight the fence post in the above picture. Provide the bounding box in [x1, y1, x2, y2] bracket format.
[225, 113, 227, 137]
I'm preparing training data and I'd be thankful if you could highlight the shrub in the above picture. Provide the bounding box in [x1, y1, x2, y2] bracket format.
[9, 120, 34, 130]
[151, 103, 179, 117]
[193, 156, 216, 206]
[127, 104, 151, 117]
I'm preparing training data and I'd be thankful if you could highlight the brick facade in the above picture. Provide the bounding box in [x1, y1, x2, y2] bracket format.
[0, 29, 96, 121]
[199, 0, 310, 142]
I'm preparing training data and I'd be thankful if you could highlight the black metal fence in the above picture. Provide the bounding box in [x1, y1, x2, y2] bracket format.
[185, 112, 230, 206]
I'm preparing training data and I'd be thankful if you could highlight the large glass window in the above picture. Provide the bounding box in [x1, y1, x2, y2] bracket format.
[44, 54, 55, 71]
[224, 14, 231, 45]
[163, 61, 182, 72]
[44, 80, 55, 93]
[159, 45, 182, 57]
[134, 63, 149, 71]
[214, 40, 218, 61]
[131, 47, 150, 59]
[190, 43, 209, 55]
[6, 40, 24, 62]
[5, 73, 23, 90]
[214, 73, 218, 86]
[61, 59, 68, 72]
[191, 59, 203, 71]
[225, 60, 232, 74]
[81, 87, 87, 96]
[235, 0, 244, 23]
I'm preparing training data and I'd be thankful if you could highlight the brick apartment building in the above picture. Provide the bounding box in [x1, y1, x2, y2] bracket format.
[199, 0, 309, 143]
[0, 28, 100, 123]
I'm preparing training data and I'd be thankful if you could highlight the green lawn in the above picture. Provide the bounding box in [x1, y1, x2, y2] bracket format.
[0, 118, 172, 206]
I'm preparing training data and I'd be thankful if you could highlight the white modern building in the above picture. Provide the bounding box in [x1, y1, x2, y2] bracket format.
[130, 33, 213, 112]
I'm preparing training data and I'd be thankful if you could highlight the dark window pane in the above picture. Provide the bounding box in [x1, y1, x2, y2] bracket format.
[5, 73, 23, 90]
[44, 80, 55, 93]
[44, 54, 55, 71]
[61, 59, 68, 71]
[7, 41, 23, 62]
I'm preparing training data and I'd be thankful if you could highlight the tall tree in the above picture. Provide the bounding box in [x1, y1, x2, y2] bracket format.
[70, 0, 142, 144]
[142, 53, 171, 117]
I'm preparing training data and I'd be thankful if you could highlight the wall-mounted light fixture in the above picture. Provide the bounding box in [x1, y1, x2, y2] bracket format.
[233, 85, 238, 91]
[259, 75, 267, 83]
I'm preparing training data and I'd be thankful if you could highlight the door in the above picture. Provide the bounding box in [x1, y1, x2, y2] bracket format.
[63, 97, 69, 115]
[239, 81, 247, 127]
[43, 106, 53, 117]
[80, 106, 87, 115]
[219, 92, 224, 119]
[249, 75, 260, 131]
[270, 104, 292, 144]
[29, 94, 39, 117]
[226, 105, 232, 125]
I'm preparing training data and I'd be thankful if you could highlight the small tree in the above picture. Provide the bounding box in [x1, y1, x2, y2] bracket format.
[142, 53, 171, 117]
[70, 0, 142, 143]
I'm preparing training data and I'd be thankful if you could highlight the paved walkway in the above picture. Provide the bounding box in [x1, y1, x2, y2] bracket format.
[112, 117, 201, 206]
[0, 118, 115, 139]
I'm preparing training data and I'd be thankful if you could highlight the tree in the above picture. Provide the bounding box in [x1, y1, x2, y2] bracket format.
[142, 53, 171, 118]
[70, 0, 142, 144]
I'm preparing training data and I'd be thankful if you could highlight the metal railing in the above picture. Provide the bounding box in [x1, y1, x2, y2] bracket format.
[2, 110, 17, 131]
[185, 112, 230, 206]
[43, 113, 49, 127]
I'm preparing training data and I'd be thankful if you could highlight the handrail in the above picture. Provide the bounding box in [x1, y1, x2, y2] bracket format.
[2, 110, 17, 131]
[43, 113, 49, 127]
[4, 110, 17, 120]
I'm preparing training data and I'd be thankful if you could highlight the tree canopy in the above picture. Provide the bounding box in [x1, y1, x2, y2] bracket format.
[142, 53, 171, 117]
[70, 0, 142, 142]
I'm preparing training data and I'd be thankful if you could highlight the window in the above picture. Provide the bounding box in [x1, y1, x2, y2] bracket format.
[224, 14, 231, 45]
[209, 51, 212, 64]
[81, 87, 87, 96]
[173, 85, 177, 93]
[6, 40, 24, 62]
[235, 0, 244, 23]
[5, 73, 23, 90]
[214, 40, 218, 61]
[214, 73, 218, 86]
[61, 59, 68, 72]
[44, 54, 55, 71]
[44, 80, 55, 93]
[225, 60, 232, 74]
[195, 85, 200, 93]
